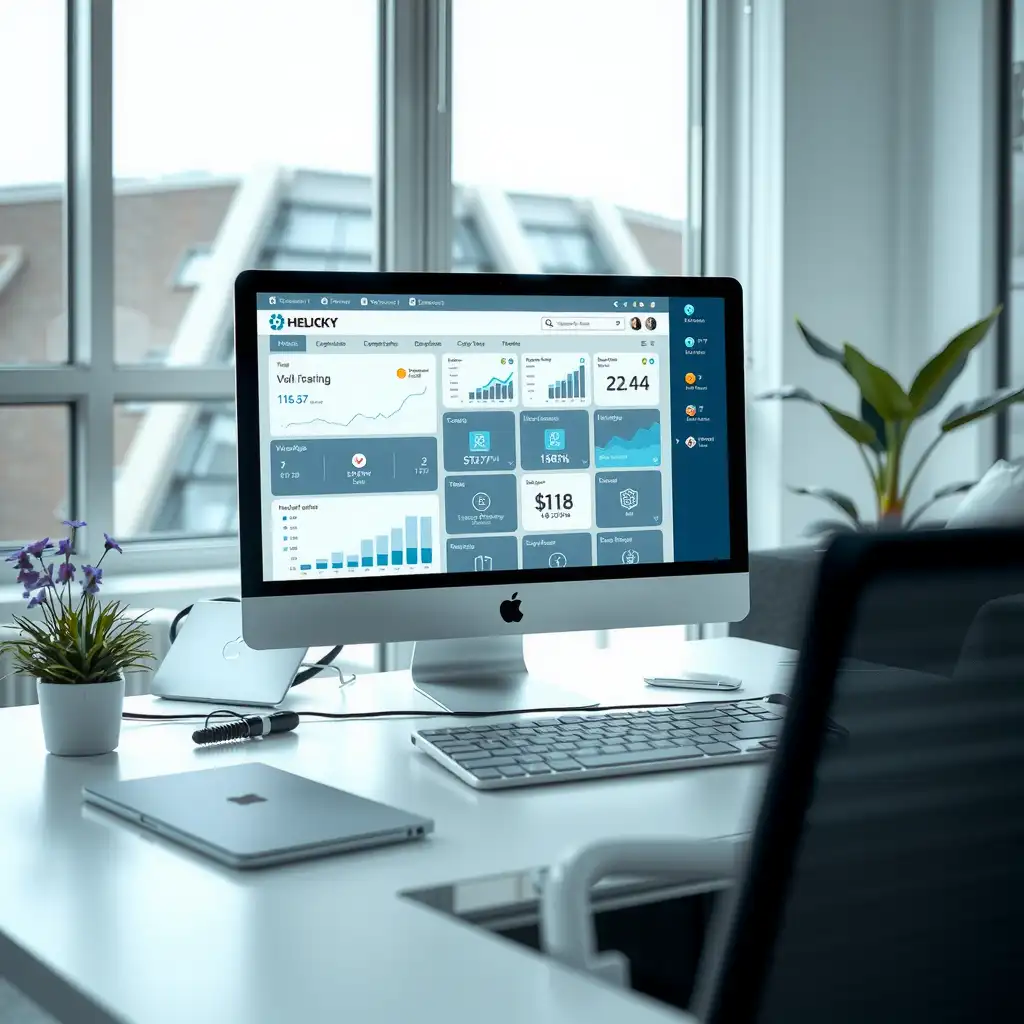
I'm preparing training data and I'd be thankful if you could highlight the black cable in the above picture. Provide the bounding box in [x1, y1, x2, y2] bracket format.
[121, 697, 739, 723]
[168, 596, 343, 685]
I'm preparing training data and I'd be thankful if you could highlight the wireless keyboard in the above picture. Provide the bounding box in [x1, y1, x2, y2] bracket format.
[411, 699, 784, 790]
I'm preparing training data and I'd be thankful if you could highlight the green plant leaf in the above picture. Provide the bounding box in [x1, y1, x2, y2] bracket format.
[908, 307, 1003, 414]
[788, 485, 861, 523]
[843, 344, 914, 421]
[860, 396, 887, 453]
[941, 384, 1024, 431]
[756, 386, 879, 447]
[904, 480, 976, 528]
[802, 519, 859, 539]
[795, 320, 844, 363]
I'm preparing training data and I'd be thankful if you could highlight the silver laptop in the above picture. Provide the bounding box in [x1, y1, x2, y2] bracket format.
[151, 600, 306, 707]
[83, 763, 435, 868]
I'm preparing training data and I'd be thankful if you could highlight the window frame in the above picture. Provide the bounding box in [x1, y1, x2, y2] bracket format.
[0, 0, 451, 572]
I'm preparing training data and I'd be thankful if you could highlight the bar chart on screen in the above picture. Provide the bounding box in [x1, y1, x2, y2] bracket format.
[522, 354, 590, 407]
[444, 354, 518, 408]
[273, 494, 441, 578]
[269, 354, 438, 437]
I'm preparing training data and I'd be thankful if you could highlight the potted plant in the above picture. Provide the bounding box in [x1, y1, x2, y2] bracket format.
[1, 521, 153, 756]
[758, 307, 1024, 536]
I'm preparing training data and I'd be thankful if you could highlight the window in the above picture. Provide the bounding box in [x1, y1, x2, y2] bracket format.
[451, 0, 693, 275]
[0, 3, 66, 365]
[0, 0, 703, 588]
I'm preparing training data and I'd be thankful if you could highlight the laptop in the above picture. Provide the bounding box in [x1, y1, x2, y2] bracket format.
[151, 600, 306, 707]
[83, 763, 435, 868]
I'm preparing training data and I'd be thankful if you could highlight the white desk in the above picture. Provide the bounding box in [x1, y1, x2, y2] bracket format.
[0, 638, 793, 1024]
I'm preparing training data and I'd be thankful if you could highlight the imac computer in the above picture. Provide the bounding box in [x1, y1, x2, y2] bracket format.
[234, 272, 748, 712]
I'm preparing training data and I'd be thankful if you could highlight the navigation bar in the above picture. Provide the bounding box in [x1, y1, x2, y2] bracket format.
[257, 292, 669, 313]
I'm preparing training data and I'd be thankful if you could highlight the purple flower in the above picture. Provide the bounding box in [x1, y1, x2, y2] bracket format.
[16, 568, 40, 590]
[24, 538, 53, 557]
[81, 564, 103, 596]
[56, 562, 75, 584]
[6, 550, 32, 571]
[57, 538, 73, 556]
[26, 590, 48, 609]
[103, 533, 122, 554]
[62, 520, 87, 529]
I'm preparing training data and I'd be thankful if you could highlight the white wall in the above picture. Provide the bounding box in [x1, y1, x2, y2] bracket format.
[744, 0, 1001, 548]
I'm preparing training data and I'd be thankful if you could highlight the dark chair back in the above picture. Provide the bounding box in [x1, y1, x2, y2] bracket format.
[697, 527, 1024, 1023]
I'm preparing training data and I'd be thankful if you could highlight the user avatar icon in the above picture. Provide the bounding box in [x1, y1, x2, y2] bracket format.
[685, 436, 697, 448]
[686, 405, 697, 417]
[684, 303, 695, 316]
[685, 372, 696, 385]
[645, 316, 656, 331]
[630, 317, 642, 331]
[685, 337, 696, 348]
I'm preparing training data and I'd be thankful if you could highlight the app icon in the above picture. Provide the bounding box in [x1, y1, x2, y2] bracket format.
[360, 297, 368, 306]
[351, 452, 367, 468]
[686, 405, 697, 417]
[685, 372, 696, 385]
[469, 430, 491, 452]
[269, 312, 285, 331]
[685, 336, 696, 348]
[684, 303, 695, 316]
[619, 488, 639, 511]
[544, 428, 566, 451]
[685, 436, 697, 448]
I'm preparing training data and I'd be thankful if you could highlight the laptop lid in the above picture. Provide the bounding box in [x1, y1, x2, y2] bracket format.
[83, 763, 434, 867]
[151, 599, 306, 707]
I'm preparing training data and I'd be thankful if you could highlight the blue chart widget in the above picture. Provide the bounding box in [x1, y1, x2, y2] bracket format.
[594, 410, 661, 468]
[445, 474, 518, 534]
[271, 437, 437, 496]
[447, 536, 518, 572]
[522, 532, 593, 569]
[442, 412, 517, 472]
[520, 410, 590, 470]
[595, 470, 663, 528]
[597, 530, 664, 566]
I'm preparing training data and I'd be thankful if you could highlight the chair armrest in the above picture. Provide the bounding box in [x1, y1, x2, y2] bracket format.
[539, 836, 746, 989]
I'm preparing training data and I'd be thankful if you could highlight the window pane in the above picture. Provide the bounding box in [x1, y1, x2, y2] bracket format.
[0, 2, 67, 365]
[112, 1, 377, 365]
[452, 0, 690, 275]
[0, 405, 71, 544]
[115, 402, 237, 539]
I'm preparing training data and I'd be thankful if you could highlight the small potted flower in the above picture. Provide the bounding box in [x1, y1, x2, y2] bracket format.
[1, 521, 153, 756]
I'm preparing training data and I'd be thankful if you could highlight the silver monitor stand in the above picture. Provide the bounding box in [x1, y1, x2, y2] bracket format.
[410, 635, 596, 713]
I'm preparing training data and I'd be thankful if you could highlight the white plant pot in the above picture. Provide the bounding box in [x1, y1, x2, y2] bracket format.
[36, 675, 125, 757]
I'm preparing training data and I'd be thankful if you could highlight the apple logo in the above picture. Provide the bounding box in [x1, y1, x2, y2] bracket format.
[499, 592, 523, 623]
[222, 636, 245, 661]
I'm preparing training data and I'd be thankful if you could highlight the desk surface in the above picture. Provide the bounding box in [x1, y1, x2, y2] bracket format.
[0, 638, 793, 1024]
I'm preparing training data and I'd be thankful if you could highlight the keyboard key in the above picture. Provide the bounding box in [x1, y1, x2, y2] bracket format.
[471, 768, 502, 779]
[731, 721, 784, 741]
[696, 742, 742, 756]
[439, 744, 481, 755]
[524, 744, 552, 754]
[626, 742, 653, 751]
[547, 758, 585, 772]
[498, 766, 528, 777]
[575, 746, 704, 769]
[516, 753, 546, 764]
[458, 755, 519, 769]
[524, 764, 553, 775]
[600, 744, 627, 754]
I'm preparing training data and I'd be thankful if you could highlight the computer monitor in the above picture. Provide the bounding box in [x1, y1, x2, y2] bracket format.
[234, 272, 748, 711]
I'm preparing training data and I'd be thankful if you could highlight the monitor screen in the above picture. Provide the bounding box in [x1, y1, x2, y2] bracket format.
[252, 289, 731, 588]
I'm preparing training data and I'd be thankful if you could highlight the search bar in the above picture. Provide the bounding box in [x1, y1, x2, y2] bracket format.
[541, 316, 626, 331]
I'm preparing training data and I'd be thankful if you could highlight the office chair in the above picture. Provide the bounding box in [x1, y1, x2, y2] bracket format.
[542, 527, 1024, 1022]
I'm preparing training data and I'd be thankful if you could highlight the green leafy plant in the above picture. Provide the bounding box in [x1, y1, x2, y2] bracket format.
[0, 521, 153, 684]
[757, 307, 1024, 535]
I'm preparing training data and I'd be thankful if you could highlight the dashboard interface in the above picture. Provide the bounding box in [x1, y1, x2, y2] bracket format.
[256, 292, 730, 583]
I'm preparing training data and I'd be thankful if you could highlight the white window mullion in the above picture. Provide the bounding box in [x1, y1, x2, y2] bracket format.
[67, 0, 114, 548]
[378, 0, 452, 271]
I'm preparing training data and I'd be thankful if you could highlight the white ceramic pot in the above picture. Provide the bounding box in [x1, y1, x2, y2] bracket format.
[36, 674, 125, 756]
